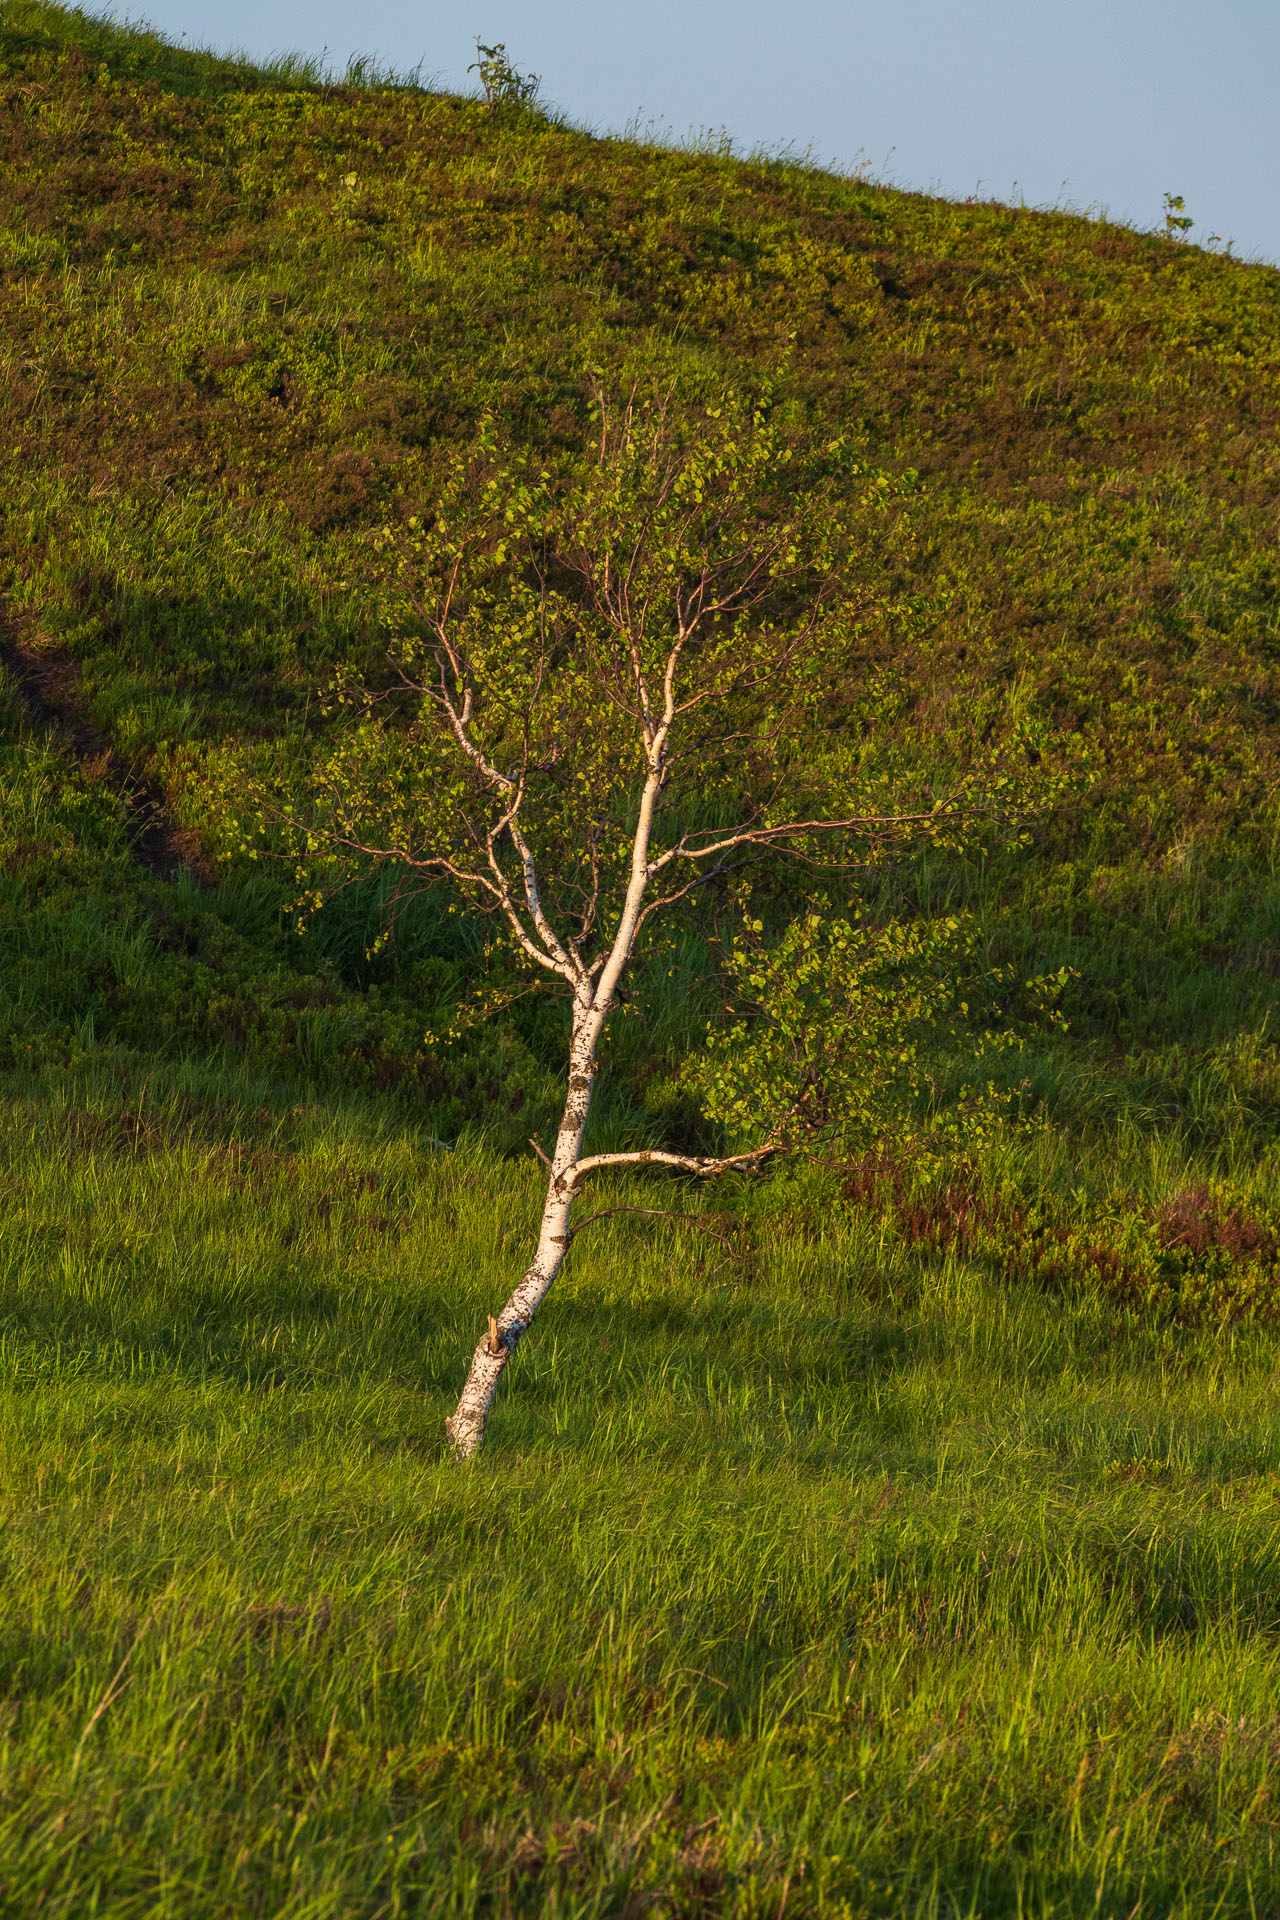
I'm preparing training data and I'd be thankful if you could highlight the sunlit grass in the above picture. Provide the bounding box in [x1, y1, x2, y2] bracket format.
[0, 1066, 1277, 1915]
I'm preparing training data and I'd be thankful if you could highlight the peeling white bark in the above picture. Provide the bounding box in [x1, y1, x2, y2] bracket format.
[445, 995, 597, 1458]
[445, 720, 669, 1457]
[444, 725, 784, 1457]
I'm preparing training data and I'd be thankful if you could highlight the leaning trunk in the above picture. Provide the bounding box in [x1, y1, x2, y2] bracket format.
[444, 1001, 599, 1458]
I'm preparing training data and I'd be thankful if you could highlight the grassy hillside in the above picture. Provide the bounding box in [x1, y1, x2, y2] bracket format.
[3, 5, 1280, 1913]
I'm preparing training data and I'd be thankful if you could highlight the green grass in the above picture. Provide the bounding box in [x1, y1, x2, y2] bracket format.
[3, 4, 1280, 1910]
[4, 1065, 1280, 1917]
[0, 0, 422, 95]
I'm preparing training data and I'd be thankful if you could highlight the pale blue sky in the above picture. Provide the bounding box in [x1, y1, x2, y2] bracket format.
[135, 1, 1278, 263]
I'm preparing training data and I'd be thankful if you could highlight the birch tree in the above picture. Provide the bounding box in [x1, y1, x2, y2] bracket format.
[299, 390, 952, 1456]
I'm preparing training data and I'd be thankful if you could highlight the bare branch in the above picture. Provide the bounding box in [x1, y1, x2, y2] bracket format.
[438, 675, 515, 793]
[569, 1142, 779, 1185]
[571, 830, 604, 950]
[568, 1203, 687, 1236]
[313, 796, 570, 978]
[413, 655, 582, 979]
[632, 861, 732, 935]
[647, 805, 954, 878]
[508, 815, 582, 980]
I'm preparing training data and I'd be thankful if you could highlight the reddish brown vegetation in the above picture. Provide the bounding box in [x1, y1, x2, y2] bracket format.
[842, 1154, 1280, 1325]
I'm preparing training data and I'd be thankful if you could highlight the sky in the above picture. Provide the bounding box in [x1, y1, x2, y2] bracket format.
[133, 0, 1279, 264]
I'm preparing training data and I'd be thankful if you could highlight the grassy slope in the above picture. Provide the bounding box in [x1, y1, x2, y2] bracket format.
[3, 5, 1280, 1913]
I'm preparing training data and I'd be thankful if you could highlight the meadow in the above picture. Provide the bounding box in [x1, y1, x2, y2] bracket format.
[2, 3, 1280, 1911]
[8, 1067, 1280, 1918]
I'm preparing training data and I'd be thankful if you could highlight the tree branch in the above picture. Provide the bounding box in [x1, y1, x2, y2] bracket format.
[647, 804, 953, 878]
[632, 861, 732, 934]
[568, 1142, 779, 1186]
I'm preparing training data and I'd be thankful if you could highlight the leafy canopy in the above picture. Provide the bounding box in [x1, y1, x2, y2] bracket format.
[686, 906, 1071, 1167]
[289, 387, 930, 977]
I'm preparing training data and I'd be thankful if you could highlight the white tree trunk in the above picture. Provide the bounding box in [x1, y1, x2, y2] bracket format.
[444, 751, 666, 1458]
[445, 996, 601, 1458]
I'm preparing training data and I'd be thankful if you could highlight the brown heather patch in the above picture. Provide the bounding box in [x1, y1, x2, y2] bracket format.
[842, 1156, 1280, 1325]
[235, 1598, 333, 1643]
[1154, 1185, 1275, 1263]
[471, 1803, 785, 1916]
[63, 1105, 168, 1155]
[842, 1154, 1008, 1258]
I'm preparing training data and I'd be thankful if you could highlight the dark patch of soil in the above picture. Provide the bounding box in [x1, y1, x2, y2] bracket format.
[1, 622, 207, 884]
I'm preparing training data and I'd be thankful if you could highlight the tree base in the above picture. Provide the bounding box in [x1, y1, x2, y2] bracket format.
[445, 1334, 510, 1458]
